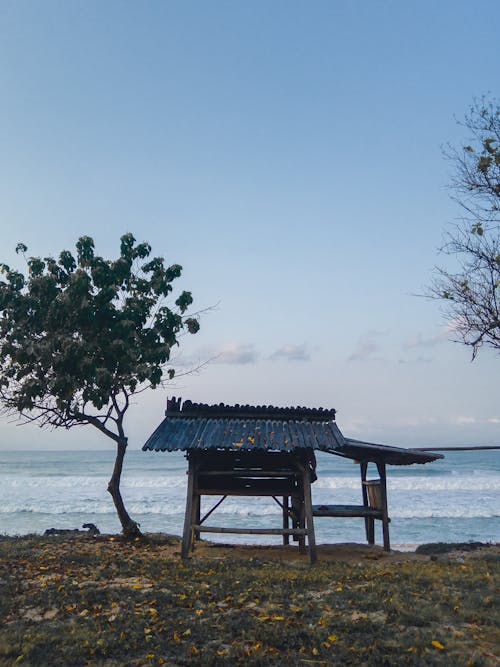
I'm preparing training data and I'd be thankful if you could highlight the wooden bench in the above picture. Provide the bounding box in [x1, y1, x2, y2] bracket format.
[312, 470, 391, 551]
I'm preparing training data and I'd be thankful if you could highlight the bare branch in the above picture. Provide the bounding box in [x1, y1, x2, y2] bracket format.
[429, 97, 500, 359]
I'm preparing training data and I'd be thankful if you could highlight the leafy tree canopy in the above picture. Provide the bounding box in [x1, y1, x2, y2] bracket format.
[0, 233, 200, 535]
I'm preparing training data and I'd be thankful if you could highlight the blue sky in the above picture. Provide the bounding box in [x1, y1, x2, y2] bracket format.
[0, 0, 498, 450]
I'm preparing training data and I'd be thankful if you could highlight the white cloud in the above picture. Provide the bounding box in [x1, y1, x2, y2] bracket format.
[348, 341, 378, 362]
[398, 356, 432, 364]
[446, 317, 468, 333]
[348, 331, 386, 362]
[214, 342, 259, 365]
[452, 416, 476, 426]
[404, 333, 443, 349]
[403, 320, 467, 351]
[269, 343, 311, 362]
[487, 417, 500, 424]
[181, 342, 260, 366]
[339, 417, 370, 434]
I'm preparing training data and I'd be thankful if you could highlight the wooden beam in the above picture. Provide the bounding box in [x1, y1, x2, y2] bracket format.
[192, 526, 308, 536]
[312, 505, 383, 518]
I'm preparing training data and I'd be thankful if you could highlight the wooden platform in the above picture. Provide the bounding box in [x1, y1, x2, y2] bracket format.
[181, 450, 318, 563]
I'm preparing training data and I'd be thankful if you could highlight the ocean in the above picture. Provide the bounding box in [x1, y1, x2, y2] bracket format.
[0, 449, 498, 548]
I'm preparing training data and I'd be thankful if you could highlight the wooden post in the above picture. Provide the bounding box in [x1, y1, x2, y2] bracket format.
[377, 461, 390, 551]
[194, 489, 201, 541]
[291, 496, 300, 543]
[299, 462, 317, 564]
[282, 496, 290, 545]
[297, 498, 306, 552]
[360, 461, 375, 545]
[181, 455, 196, 559]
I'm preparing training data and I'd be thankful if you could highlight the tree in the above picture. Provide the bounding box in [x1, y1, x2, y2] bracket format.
[430, 97, 500, 358]
[0, 233, 200, 536]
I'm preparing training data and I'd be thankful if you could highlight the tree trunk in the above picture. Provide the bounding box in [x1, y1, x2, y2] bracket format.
[107, 437, 142, 538]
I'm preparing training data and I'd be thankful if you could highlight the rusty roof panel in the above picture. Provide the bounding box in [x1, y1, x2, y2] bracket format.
[142, 417, 346, 453]
[142, 398, 443, 464]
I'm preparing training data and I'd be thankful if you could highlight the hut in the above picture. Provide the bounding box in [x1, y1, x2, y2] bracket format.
[143, 398, 443, 563]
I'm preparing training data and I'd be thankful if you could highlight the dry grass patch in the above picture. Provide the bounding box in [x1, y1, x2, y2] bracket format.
[0, 534, 498, 666]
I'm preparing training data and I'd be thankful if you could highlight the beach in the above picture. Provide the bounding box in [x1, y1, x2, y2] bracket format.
[1, 448, 498, 664]
[1, 449, 499, 664]
[0, 533, 498, 666]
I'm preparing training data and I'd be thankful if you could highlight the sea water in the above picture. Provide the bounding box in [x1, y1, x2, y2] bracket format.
[0, 449, 498, 548]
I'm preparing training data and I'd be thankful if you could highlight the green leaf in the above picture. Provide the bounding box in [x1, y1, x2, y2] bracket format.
[76, 236, 95, 267]
[185, 317, 200, 334]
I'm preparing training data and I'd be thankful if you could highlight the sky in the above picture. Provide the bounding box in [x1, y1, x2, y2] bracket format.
[0, 0, 498, 450]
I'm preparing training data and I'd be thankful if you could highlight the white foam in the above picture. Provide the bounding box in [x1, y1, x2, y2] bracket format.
[316, 475, 500, 492]
[0, 475, 187, 489]
[1, 450, 499, 543]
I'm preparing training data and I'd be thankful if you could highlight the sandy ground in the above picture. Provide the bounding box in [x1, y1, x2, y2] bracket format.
[143, 534, 500, 565]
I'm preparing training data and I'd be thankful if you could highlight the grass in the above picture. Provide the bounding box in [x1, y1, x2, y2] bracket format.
[0, 534, 498, 666]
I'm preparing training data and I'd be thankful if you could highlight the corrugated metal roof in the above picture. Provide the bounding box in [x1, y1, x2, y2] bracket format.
[142, 416, 346, 453]
[142, 398, 444, 464]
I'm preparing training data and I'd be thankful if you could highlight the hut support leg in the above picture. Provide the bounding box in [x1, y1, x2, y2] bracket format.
[290, 496, 301, 543]
[377, 462, 390, 551]
[181, 458, 196, 558]
[194, 493, 201, 541]
[283, 496, 290, 545]
[297, 498, 306, 553]
[360, 462, 375, 545]
[300, 465, 317, 564]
